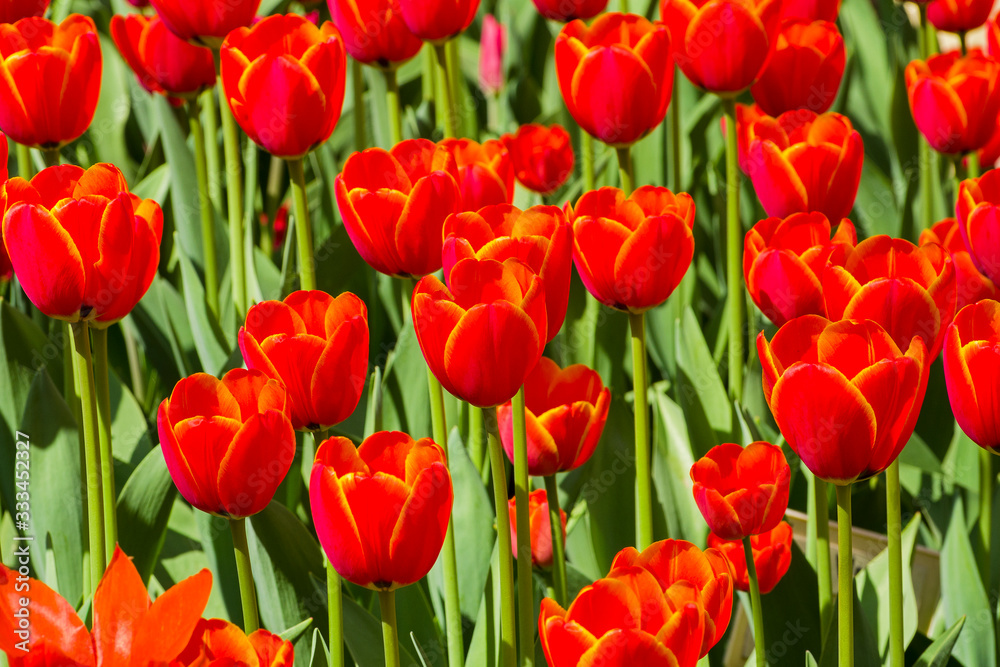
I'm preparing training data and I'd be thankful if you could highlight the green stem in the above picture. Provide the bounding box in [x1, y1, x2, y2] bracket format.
[287, 158, 316, 291]
[582, 133, 595, 191]
[91, 328, 117, 556]
[327, 560, 344, 667]
[670, 77, 682, 193]
[512, 387, 534, 667]
[470, 402, 485, 477]
[722, 97, 744, 403]
[42, 149, 59, 168]
[487, 408, 518, 667]
[353, 59, 366, 151]
[218, 74, 246, 318]
[816, 477, 833, 646]
[189, 96, 219, 315]
[262, 158, 284, 255]
[744, 537, 766, 667]
[959, 31, 967, 55]
[979, 449, 993, 582]
[616, 146, 634, 195]
[886, 461, 904, 667]
[230, 517, 260, 634]
[379, 590, 401, 667]
[121, 321, 145, 406]
[917, 5, 935, 237]
[202, 89, 224, 218]
[543, 475, 567, 607]
[836, 484, 854, 667]
[72, 321, 105, 593]
[628, 312, 653, 551]
[384, 68, 403, 146]
[620, 0, 629, 11]
[434, 43, 459, 138]
[424, 44, 438, 123]
[15, 143, 32, 180]
[969, 151, 981, 180]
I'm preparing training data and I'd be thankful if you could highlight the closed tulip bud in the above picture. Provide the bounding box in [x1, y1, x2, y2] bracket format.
[555, 13, 673, 147]
[707, 521, 794, 594]
[310, 432, 453, 590]
[919, 218, 995, 310]
[751, 20, 846, 116]
[397, 0, 480, 43]
[148, 0, 261, 48]
[501, 124, 575, 195]
[2, 163, 163, 326]
[781, 0, 841, 21]
[111, 14, 216, 101]
[179, 619, 295, 666]
[437, 138, 515, 211]
[508, 489, 567, 569]
[0, 0, 48, 22]
[479, 14, 506, 95]
[958, 170, 1000, 286]
[532, 0, 608, 21]
[927, 0, 992, 33]
[157, 369, 296, 519]
[329, 0, 423, 67]
[944, 299, 1000, 453]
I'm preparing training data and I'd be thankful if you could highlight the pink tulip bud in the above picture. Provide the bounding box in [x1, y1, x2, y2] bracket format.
[479, 14, 506, 96]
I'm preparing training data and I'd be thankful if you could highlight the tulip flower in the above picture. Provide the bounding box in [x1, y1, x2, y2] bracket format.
[568, 186, 695, 313]
[508, 489, 567, 568]
[532, 0, 608, 21]
[707, 521, 794, 594]
[310, 431, 453, 590]
[221, 14, 347, 160]
[732, 102, 768, 173]
[977, 119, 1000, 170]
[0, 15, 101, 149]
[501, 124, 575, 195]
[496, 357, 610, 476]
[823, 235, 957, 357]
[958, 170, 1000, 286]
[943, 299, 1000, 453]
[751, 20, 846, 116]
[335, 139, 462, 277]
[148, 0, 261, 47]
[157, 369, 296, 519]
[437, 138, 515, 211]
[920, 218, 995, 309]
[412, 257, 546, 408]
[744, 212, 857, 326]
[329, 0, 423, 68]
[989, 14, 1000, 57]
[239, 290, 370, 432]
[0, 136, 9, 285]
[179, 618, 294, 666]
[758, 316, 928, 484]
[555, 13, 673, 147]
[747, 110, 863, 222]
[397, 0, 479, 42]
[661, 0, 782, 94]
[479, 14, 506, 95]
[0, 0, 48, 22]
[0, 545, 212, 664]
[906, 50, 1000, 155]
[690, 442, 791, 541]
[2, 163, 163, 326]
[927, 0, 992, 33]
[442, 204, 572, 340]
[111, 14, 216, 101]
[781, 0, 841, 21]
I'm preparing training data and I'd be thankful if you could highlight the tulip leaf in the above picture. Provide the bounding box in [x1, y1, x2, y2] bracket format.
[651, 384, 705, 543]
[817, 582, 881, 667]
[90, 34, 133, 179]
[759, 542, 823, 666]
[175, 231, 232, 374]
[913, 617, 965, 667]
[343, 594, 421, 667]
[279, 617, 315, 644]
[805, 653, 818, 667]
[308, 628, 330, 667]
[155, 95, 205, 271]
[196, 512, 244, 626]
[379, 325, 431, 438]
[674, 306, 734, 453]
[115, 446, 176, 585]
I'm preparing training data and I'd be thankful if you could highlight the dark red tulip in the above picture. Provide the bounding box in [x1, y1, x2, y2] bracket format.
[707, 521, 793, 594]
[148, 0, 261, 48]
[329, 0, 423, 67]
[0, 0, 48, 22]
[943, 299, 1000, 453]
[532, 0, 608, 21]
[111, 14, 216, 101]
[780, 0, 840, 21]
[501, 124, 575, 195]
[919, 217, 995, 310]
[927, 0, 992, 33]
[509, 489, 567, 569]
[397, 0, 480, 42]
[751, 20, 846, 116]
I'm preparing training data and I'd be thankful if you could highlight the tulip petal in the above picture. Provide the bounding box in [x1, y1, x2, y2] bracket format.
[310, 465, 370, 586]
[388, 462, 453, 587]
[129, 568, 212, 666]
[93, 547, 150, 667]
[218, 410, 295, 517]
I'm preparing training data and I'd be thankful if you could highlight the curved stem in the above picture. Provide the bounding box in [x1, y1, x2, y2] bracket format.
[836, 484, 854, 667]
[543, 475, 567, 607]
[487, 408, 518, 667]
[218, 77, 247, 318]
[816, 477, 833, 646]
[722, 97, 744, 403]
[628, 312, 653, 551]
[384, 68, 403, 146]
[886, 461, 904, 667]
[616, 146, 633, 195]
[92, 327, 117, 556]
[379, 590, 401, 667]
[743, 537, 766, 667]
[72, 321, 105, 593]
[189, 96, 219, 315]
[230, 517, 260, 634]
[512, 387, 534, 667]
[353, 59, 366, 151]
[287, 158, 316, 291]
[434, 43, 459, 138]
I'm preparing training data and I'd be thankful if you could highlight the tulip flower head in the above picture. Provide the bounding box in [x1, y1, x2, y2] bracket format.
[0, 0, 49, 23]
[239, 290, 370, 432]
[179, 618, 295, 666]
[926, 0, 992, 33]
[532, 0, 609, 21]
[943, 299, 1000, 454]
[310, 432, 454, 590]
[508, 489, 567, 568]
[501, 124, 575, 195]
[329, 0, 423, 68]
[148, 0, 261, 48]
[958, 170, 1000, 287]
[222, 14, 347, 159]
[0, 136, 10, 285]
[758, 316, 928, 484]
[751, 20, 846, 116]
[555, 13, 673, 147]
[397, 0, 480, 43]
[781, 0, 841, 21]
[707, 521, 793, 594]
[437, 137, 515, 211]
[919, 217, 995, 309]
[744, 212, 857, 326]
[497, 356, 610, 476]
[568, 186, 695, 313]
[2, 163, 163, 326]
[0, 15, 101, 149]
[479, 14, 506, 95]
[157, 369, 296, 519]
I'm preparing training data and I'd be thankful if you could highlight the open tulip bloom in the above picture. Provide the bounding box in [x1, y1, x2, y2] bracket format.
[920, 218, 995, 309]
[707, 521, 794, 595]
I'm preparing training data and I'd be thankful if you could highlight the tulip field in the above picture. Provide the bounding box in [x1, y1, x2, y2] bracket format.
[5, 0, 1000, 665]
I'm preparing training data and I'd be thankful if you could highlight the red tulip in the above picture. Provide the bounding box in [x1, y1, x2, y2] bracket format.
[397, 0, 480, 42]
[747, 110, 864, 222]
[413, 257, 547, 407]
[111, 14, 216, 101]
[989, 13, 1000, 57]
[906, 50, 1000, 155]
[436, 138, 515, 211]
[239, 290, 369, 432]
[823, 235, 957, 357]
[732, 102, 768, 173]
[943, 299, 1000, 453]
[919, 217, 995, 310]
[0, 545, 211, 665]
[690, 441, 791, 541]
[0, 135, 9, 285]
[509, 489, 567, 568]
[148, 0, 261, 48]
[744, 212, 857, 326]
[976, 117, 1000, 170]
[707, 521, 793, 594]
[751, 20, 846, 116]
[661, 0, 782, 94]
[310, 431, 453, 590]
[568, 186, 695, 313]
[501, 124, 575, 195]
[0, 0, 48, 23]
[532, 0, 609, 21]
[958, 170, 1000, 287]
[442, 204, 572, 340]
[329, 0, 423, 67]
[927, 0, 992, 33]
[497, 356, 611, 476]
[780, 0, 840, 21]
[758, 316, 928, 484]
[157, 369, 296, 518]
[179, 619, 295, 666]
[479, 14, 506, 95]
[2, 163, 163, 326]
[0, 15, 101, 149]
[555, 13, 672, 146]
[335, 139, 462, 277]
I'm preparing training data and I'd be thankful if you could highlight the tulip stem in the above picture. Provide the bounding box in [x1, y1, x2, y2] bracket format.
[886, 461, 904, 667]
[41, 148, 59, 168]
[469, 403, 486, 478]
[836, 484, 854, 667]
[969, 151, 980, 180]
[72, 321, 105, 594]
[202, 88, 224, 219]
[582, 133, 595, 191]
[230, 517, 260, 634]
[327, 560, 344, 667]
[628, 312, 653, 551]
[816, 477, 833, 645]
[218, 75, 247, 318]
[15, 143, 32, 179]
[487, 407, 518, 667]
[979, 449, 993, 583]
[353, 59, 367, 151]
[512, 387, 534, 667]
[434, 43, 459, 138]
[743, 537, 766, 667]
[286, 158, 316, 291]
[543, 475, 567, 607]
[917, 6, 934, 237]
[379, 590, 401, 667]
[189, 96, 220, 316]
[616, 146, 634, 195]
[384, 68, 403, 146]
[91, 327, 117, 557]
[722, 97, 744, 403]
[669, 77, 681, 193]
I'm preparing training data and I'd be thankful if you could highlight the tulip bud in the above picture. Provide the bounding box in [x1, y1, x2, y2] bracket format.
[479, 14, 506, 96]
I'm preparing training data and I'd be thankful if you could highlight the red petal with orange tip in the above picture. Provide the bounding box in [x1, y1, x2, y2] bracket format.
[388, 462, 453, 586]
[130, 567, 213, 663]
[578, 629, 680, 667]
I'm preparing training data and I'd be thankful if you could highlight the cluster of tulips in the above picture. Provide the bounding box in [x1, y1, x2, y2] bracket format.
[0, 0, 1000, 664]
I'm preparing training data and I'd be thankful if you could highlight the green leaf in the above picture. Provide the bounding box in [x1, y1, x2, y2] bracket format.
[175, 231, 231, 373]
[343, 594, 421, 666]
[650, 385, 705, 543]
[115, 446, 177, 584]
[914, 617, 965, 667]
[155, 95, 204, 270]
[280, 617, 315, 644]
[379, 326, 431, 438]
[760, 542, 823, 666]
[674, 306, 733, 453]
